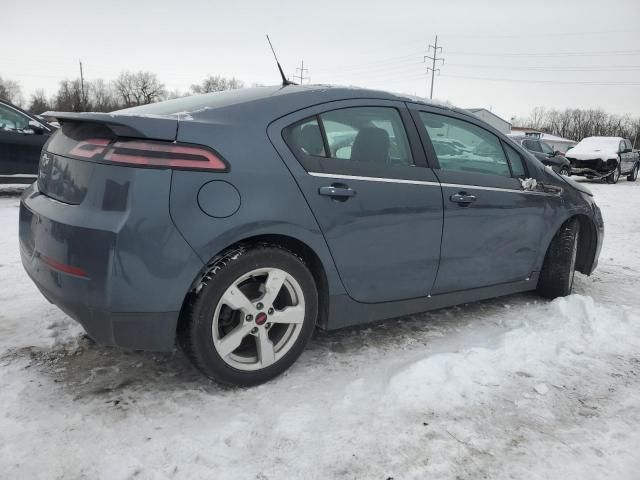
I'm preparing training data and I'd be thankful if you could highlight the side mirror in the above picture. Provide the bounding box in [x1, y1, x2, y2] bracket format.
[26, 120, 46, 135]
[554, 150, 562, 156]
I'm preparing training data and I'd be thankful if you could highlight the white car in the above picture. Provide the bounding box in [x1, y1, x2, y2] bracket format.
[565, 136, 639, 184]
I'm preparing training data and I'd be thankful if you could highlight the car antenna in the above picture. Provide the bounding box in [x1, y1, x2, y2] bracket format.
[266, 34, 297, 86]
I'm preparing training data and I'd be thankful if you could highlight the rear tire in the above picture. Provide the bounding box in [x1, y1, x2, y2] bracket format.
[179, 244, 318, 386]
[537, 219, 579, 299]
[605, 163, 621, 184]
[628, 163, 639, 182]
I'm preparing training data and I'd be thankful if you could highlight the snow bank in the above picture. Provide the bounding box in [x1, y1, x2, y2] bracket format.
[387, 295, 638, 412]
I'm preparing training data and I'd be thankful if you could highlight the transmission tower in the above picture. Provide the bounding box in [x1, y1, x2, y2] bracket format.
[424, 35, 445, 99]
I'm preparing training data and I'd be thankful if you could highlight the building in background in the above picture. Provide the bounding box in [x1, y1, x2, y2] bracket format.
[510, 127, 577, 153]
[466, 108, 512, 134]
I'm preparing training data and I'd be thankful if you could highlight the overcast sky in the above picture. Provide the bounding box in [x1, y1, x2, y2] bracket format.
[5, 0, 640, 120]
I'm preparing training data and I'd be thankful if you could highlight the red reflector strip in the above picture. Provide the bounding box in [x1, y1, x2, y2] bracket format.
[39, 254, 89, 278]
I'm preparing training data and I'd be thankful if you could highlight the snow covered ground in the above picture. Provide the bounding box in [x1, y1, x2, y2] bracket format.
[1, 180, 639, 480]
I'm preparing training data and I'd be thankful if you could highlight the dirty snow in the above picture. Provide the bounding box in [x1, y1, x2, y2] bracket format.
[1, 180, 639, 479]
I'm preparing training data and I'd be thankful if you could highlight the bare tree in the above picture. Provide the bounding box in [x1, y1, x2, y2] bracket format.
[528, 106, 547, 130]
[517, 106, 640, 143]
[90, 79, 120, 112]
[165, 89, 188, 100]
[53, 79, 86, 112]
[190, 75, 244, 94]
[0, 76, 24, 105]
[28, 89, 51, 114]
[114, 71, 166, 107]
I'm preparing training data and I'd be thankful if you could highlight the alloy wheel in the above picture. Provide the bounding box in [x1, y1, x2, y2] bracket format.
[612, 167, 620, 183]
[211, 267, 305, 371]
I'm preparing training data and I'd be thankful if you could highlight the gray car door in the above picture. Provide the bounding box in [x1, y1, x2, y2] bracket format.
[621, 139, 635, 174]
[0, 104, 47, 176]
[410, 105, 551, 294]
[268, 99, 443, 303]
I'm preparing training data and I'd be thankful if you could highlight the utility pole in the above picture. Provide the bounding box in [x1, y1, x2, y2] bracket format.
[79, 60, 86, 111]
[294, 60, 309, 84]
[424, 35, 444, 99]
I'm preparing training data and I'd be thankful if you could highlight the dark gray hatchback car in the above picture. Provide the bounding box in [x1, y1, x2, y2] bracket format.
[19, 85, 604, 385]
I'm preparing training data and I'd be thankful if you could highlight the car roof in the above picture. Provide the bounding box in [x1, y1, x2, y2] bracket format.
[117, 84, 467, 123]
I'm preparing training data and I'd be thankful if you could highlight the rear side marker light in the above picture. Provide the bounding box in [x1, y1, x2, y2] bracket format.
[68, 139, 227, 171]
[39, 254, 89, 278]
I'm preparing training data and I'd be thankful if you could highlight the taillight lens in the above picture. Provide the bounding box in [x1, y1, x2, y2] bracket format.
[68, 138, 227, 171]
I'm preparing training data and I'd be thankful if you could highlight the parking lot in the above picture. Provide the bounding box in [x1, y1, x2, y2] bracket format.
[1, 179, 639, 479]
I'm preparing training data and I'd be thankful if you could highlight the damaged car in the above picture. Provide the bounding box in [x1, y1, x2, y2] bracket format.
[566, 136, 639, 184]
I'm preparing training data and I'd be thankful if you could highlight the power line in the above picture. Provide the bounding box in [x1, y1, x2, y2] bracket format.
[424, 35, 444, 99]
[437, 29, 639, 39]
[446, 63, 640, 72]
[294, 60, 309, 84]
[447, 49, 640, 58]
[440, 73, 640, 85]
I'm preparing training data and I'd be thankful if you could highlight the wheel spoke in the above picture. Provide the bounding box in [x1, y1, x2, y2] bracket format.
[269, 304, 305, 325]
[221, 284, 255, 313]
[215, 323, 253, 358]
[256, 328, 275, 366]
[260, 270, 286, 308]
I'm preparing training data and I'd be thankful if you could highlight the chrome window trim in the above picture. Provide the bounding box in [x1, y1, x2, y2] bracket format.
[308, 171, 439, 187]
[307, 172, 554, 196]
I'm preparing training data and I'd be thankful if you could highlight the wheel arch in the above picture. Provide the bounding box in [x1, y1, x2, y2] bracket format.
[540, 213, 599, 277]
[178, 233, 332, 335]
[574, 214, 599, 275]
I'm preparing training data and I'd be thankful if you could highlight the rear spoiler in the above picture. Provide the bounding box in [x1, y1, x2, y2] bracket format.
[43, 111, 178, 141]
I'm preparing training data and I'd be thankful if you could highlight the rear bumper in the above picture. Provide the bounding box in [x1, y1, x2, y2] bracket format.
[24, 267, 178, 350]
[19, 168, 203, 351]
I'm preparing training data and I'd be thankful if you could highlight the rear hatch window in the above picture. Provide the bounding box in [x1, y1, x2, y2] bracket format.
[39, 123, 116, 204]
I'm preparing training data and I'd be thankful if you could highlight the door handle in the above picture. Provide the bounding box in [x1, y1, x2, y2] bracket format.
[450, 192, 477, 205]
[319, 184, 356, 199]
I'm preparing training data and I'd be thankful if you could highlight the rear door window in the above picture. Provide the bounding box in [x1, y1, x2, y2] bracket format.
[286, 117, 325, 158]
[524, 140, 542, 153]
[540, 142, 554, 155]
[418, 112, 511, 177]
[319, 107, 413, 166]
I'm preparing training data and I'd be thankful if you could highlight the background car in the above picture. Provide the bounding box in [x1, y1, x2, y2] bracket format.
[508, 134, 571, 175]
[19, 85, 603, 386]
[0, 100, 57, 184]
[565, 136, 639, 184]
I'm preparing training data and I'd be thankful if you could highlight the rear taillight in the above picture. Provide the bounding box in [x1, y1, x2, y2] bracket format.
[68, 138, 227, 171]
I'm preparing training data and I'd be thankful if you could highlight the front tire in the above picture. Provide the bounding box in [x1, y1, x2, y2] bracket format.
[606, 163, 621, 184]
[537, 219, 579, 299]
[628, 163, 639, 182]
[179, 245, 318, 386]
